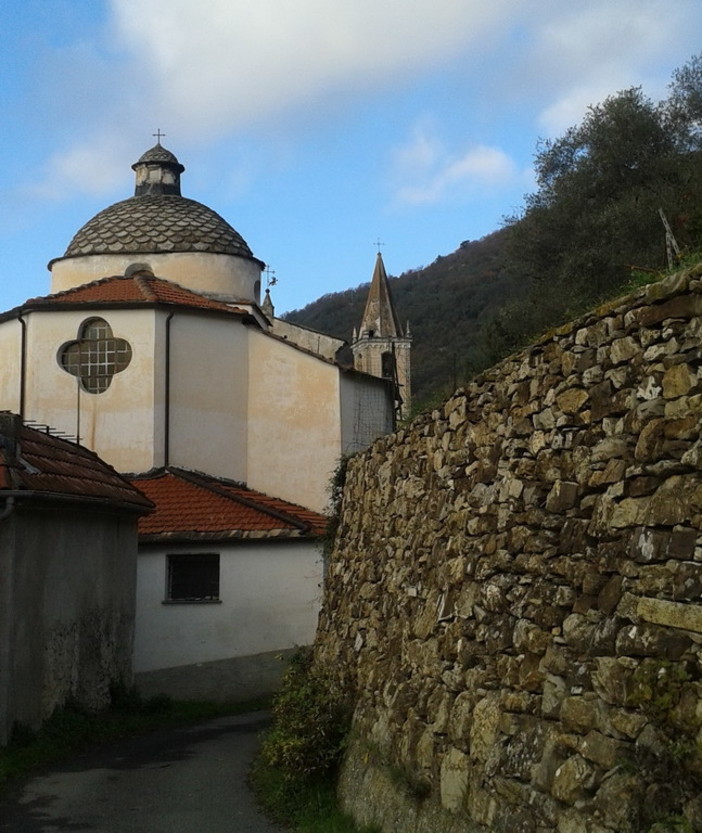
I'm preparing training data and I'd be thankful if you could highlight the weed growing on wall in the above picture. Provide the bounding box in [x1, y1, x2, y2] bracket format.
[323, 455, 350, 559]
[627, 660, 702, 830]
[252, 646, 374, 832]
[260, 646, 352, 780]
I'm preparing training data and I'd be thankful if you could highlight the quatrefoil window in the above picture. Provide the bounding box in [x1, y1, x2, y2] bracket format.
[58, 318, 132, 394]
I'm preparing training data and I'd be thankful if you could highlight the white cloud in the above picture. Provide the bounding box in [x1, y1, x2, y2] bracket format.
[392, 122, 527, 206]
[108, 0, 513, 134]
[26, 134, 136, 202]
[26, 0, 702, 201]
[527, 0, 696, 136]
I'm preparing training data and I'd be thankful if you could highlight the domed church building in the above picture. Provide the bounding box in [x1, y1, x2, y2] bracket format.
[0, 141, 404, 699]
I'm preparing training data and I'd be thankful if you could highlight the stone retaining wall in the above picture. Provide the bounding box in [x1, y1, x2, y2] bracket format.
[315, 264, 702, 833]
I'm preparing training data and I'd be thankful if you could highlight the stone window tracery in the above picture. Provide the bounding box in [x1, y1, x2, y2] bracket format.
[58, 317, 132, 394]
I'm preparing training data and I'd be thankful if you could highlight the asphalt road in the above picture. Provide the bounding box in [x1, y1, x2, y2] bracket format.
[0, 711, 283, 832]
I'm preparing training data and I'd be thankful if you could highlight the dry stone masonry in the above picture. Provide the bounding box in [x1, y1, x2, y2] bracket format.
[315, 263, 702, 833]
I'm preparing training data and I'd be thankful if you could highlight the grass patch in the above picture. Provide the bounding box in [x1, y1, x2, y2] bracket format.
[0, 685, 267, 792]
[250, 758, 379, 833]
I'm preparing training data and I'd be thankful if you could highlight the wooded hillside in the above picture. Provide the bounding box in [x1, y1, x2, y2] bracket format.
[285, 55, 702, 413]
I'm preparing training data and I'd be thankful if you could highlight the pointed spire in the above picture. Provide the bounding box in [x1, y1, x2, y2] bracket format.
[358, 252, 401, 339]
[261, 287, 275, 318]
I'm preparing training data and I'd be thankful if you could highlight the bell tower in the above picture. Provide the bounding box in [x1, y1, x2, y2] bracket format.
[351, 252, 411, 419]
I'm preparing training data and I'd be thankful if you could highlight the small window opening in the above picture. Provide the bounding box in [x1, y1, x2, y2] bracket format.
[166, 554, 220, 602]
[381, 351, 395, 379]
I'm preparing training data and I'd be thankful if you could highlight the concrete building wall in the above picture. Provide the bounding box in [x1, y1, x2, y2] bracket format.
[0, 502, 138, 745]
[0, 317, 22, 414]
[2, 309, 160, 472]
[248, 331, 342, 512]
[50, 251, 262, 305]
[133, 540, 323, 700]
[269, 318, 346, 361]
[167, 313, 249, 482]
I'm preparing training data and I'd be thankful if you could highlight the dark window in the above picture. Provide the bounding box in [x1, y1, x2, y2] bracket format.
[58, 317, 132, 394]
[381, 351, 395, 379]
[167, 554, 220, 602]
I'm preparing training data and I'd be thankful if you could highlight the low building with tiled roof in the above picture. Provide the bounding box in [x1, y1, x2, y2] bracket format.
[0, 140, 403, 701]
[133, 467, 327, 541]
[0, 413, 152, 743]
[124, 467, 326, 699]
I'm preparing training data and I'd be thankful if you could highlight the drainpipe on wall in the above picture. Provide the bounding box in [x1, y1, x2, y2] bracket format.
[18, 314, 27, 417]
[164, 312, 174, 468]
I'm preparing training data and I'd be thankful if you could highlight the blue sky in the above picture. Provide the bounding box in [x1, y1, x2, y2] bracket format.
[1, 0, 701, 316]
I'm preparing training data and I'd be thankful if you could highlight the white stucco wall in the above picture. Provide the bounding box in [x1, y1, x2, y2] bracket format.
[0, 317, 23, 414]
[50, 251, 262, 304]
[133, 540, 322, 672]
[247, 331, 341, 513]
[270, 318, 346, 361]
[3, 309, 160, 472]
[167, 313, 249, 482]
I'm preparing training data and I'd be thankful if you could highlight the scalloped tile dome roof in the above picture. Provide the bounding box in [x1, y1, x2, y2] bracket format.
[136, 144, 183, 167]
[64, 195, 253, 258]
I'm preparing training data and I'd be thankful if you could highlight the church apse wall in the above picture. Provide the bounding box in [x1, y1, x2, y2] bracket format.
[20, 308, 159, 469]
[314, 262, 702, 832]
[247, 329, 345, 513]
[167, 310, 250, 483]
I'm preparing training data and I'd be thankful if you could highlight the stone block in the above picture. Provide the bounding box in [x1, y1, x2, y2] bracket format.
[629, 594, 702, 635]
[557, 388, 589, 415]
[470, 694, 502, 762]
[662, 363, 698, 399]
[551, 754, 597, 803]
[546, 480, 579, 513]
[439, 746, 470, 812]
[579, 729, 631, 768]
[610, 336, 640, 365]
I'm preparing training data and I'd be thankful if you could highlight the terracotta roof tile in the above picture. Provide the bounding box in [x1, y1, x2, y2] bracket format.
[131, 468, 327, 541]
[0, 412, 152, 512]
[23, 275, 247, 315]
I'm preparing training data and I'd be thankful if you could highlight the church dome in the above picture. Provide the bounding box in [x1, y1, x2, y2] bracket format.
[63, 195, 253, 258]
[50, 141, 263, 304]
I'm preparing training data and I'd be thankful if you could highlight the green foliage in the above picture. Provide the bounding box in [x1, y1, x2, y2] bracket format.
[284, 55, 702, 413]
[648, 816, 694, 833]
[260, 647, 352, 782]
[249, 759, 380, 833]
[322, 454, 351, 560]
[252, 648, 372, 832]
[625, 660, 702, 831]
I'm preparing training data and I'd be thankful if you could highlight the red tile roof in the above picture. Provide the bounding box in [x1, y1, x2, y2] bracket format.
[0, 412, 153, 512]
[21, 275, 248, 315]
[130, 468, 327, 542]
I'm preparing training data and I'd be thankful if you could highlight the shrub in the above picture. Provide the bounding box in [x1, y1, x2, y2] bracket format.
[261, 647, 353, 782]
